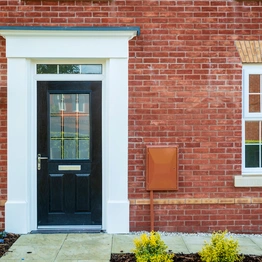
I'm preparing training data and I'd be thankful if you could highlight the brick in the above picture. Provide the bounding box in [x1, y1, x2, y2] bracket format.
[202, 198, 218, 204]
[235, 198, 251, 204]
[136, 199, 150, 205]
[252, 198, 262, 204]
[154, 199, 169, 205]
[170, 199, 185, 205]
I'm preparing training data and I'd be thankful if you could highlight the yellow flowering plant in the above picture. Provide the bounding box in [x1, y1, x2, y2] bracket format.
[133, 231, 174, 262]
[198, 230, 244, 262]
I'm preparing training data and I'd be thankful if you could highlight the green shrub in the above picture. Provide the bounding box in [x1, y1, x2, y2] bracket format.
[198, 230, 244, 262]
[132, 231, 174, 262]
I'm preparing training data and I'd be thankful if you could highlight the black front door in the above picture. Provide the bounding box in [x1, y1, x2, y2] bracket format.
[37, 81, 102, 227]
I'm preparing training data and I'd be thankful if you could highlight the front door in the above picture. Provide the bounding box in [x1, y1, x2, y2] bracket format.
[37, 81, 102, 228]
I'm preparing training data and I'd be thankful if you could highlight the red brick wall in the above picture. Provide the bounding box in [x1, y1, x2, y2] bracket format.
[1, 0, 262, 233]
[0, 37, 7, 230]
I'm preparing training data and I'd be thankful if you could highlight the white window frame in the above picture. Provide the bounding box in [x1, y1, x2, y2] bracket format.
[235, 65, 262, 187]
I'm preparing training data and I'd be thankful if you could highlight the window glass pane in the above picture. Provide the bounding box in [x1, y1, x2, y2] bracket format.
[81, 65, 102, 74]
[37, 64, 57, 74]
[59, 65, 80, 74]
[64, 117, 76, 138]
[249, 74, 261, 113]
[245, 121, 260, 143]
[245, 145, 259, 167]
[50, 117, 61, 138]
[50, 140, 61, 159]
[50, 95, 62, 113]
[79, 117, 89, 138]
[78, 94, 89, 112]
[249, 75, 260, 93]
[63, 94, 76, 113]
[64, 140, 76, 159]
[249, 94, 260, 112]
[79, 140, 89, 159]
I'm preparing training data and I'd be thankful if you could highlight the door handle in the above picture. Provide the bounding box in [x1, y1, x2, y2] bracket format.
[37, 154, 48, 171]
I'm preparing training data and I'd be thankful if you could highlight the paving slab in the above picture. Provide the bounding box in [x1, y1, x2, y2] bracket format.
[12, 233, 67, 247]
[1, 245, 60, 260]
[162, 235, 190, 254]
[181, 235, 211, 253]
[111, 234, 136, 254]
[55, 234, 112, 261]
[249, 236, 262, 249]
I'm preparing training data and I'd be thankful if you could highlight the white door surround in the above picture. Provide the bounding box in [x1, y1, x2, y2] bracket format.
[0, 27, 139, 234]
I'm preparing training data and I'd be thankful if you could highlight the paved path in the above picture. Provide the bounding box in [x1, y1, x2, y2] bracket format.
[1, 233, 262, 261]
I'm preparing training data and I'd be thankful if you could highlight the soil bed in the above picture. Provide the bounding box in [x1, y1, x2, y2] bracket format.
[0, 233, 20, 258]
[110, 253, 262, 262]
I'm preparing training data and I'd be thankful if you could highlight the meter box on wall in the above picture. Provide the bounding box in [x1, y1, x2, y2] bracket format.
[146, 146, 178, 191]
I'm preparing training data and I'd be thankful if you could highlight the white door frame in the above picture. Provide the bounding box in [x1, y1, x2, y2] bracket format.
[34, 60, 105, 231]
[0, 27, 139, 234]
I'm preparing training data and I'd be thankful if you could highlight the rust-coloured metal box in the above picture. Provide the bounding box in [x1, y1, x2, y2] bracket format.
[146, 145, 178, 191]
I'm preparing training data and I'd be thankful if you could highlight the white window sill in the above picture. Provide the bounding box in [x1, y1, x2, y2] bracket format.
[234, 175, 262, 187]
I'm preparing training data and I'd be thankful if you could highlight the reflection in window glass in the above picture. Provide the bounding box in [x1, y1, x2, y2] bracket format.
[37, 64, 102, 74]
[50, 117, 61, 138]
[79, 117, 89, 137]
[59, 65, 80, 74]
[249, 74, 261, 113]
[249, 75, 260, 93]
[50, 95, 62, 113]
[37, 64, 57, 74]
[50, 140, 61, 159]
[245, 121, 262, 168]
[64, 117, 76, 138]
[49, 93, 90, 160]
[79, 140, 89, 159]
[246, 145, 259, 167]
[64, 140, 76, 159]
[81, 65, 102, 74]
[245, 121, 259, 142]
[78, 95, 88, 112]
[249, 94, 260, 113]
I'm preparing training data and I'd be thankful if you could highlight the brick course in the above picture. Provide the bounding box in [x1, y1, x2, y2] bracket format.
[0, 0, 262, 233]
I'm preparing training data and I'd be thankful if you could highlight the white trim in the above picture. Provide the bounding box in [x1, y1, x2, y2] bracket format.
[0, 28, 137, 234]
[235, 175, 262, 187]
[33, 60, 106, 231]
[2, 30, 135, 59]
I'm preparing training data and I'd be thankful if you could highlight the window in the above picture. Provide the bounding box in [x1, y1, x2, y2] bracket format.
[243, 66, 262, 175]
[50, 94, 90, 160]
[235, 65, 262, 186]
[37, 64, 102, 74]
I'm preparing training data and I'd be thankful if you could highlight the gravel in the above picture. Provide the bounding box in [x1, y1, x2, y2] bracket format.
[129, 231, 262, 238]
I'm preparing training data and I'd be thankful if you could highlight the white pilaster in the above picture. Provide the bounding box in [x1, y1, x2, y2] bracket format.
[6, 58, 30, 233]
[105, 59, 129, 233]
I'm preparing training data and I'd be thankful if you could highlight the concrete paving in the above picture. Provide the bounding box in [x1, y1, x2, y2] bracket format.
[1, 233, 262, 261]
